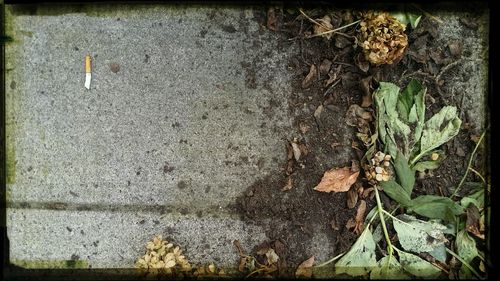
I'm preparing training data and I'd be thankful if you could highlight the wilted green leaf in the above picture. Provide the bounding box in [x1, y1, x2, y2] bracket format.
[335, 227, 377, 277]
[397, 79, 423, 122]
[461, 188, 485, 209]
[381, 180, 412, 207]
[370, 255, 409, 279]
[374, 82, 402, 159]
[419, 106, 461, 161]
[427, 245, 447, 263]
[409, 195, 464, 222]
[456, 230, 479, 279]
[391, 12, 423, 29]
[394, 151, 415, 195]
[397, 249, 441, 278]
[412, 160, 440, 172]
[456, 230, 478, 263]
[393, 214, 447, 253]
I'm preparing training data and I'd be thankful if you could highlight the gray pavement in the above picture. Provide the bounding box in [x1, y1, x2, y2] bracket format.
[5, 5, 294, 268]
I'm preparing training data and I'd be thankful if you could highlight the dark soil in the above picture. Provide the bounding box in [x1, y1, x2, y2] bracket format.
[232, 5, 488, 275]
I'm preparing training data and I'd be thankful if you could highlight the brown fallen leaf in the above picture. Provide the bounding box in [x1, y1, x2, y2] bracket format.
[325, 65, 342, 87]
[313, 15, 333, 40]
[347, 185, 359, 209]
[354, 200, 367, 235]
[295, 256, 315, 278]
[314, 167, 360, 193]
[354, 52, 369, 73]
[291, 140, 302, 161]
[319, 59, 332, 75]
[302, 64, 317, 89]
[267, 7, 278, 31]
[360, 76, 373, 107]
[282, 177, 293, 191]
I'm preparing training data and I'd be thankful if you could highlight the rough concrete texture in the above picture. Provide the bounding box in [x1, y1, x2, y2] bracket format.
[6, 5, 293, 268]
[5, 4, 489, 269]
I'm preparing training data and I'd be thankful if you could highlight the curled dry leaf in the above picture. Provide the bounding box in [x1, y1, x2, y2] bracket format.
[282, 176, 293, 191]
[295, 256, 315, 278]
[319, 59, 333, 75]
[347, 185, 359, 209]
[291, 140, 302, 161]
[314, 167, 360, 193]
[302, 64, 317, 88]
[354, 53, 370, 73]
[325, 65, 342, 87]
[360, 76, 373, 107]
[313, 15, 334, 40]
[267, 7, 278, 31]
[354, 200, 367, 234]
[314, 104, 324, 125]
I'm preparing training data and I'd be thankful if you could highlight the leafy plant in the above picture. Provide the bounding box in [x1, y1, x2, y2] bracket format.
[320, 80, 487, 279]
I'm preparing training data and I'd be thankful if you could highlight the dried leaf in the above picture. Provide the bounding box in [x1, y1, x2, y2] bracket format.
[354, 200, 367, 235]
[296, 256, 315, 278]
[265, 248, 280, 265]
[355, 53, 370, 73]
[319, 59, 332, 75]
[313, 15, 333, 40]
[347, 186, 358, 209]
[267, 7, 278, 31]
[282, 177, 293, 191]
[314, 167, 360, 193]
[360, 76, 373, 107]
[302, 64, 317, 88]
[291, 141, 302, 161]
[314, 104, 324, 124]
[325, 65, 341, 87]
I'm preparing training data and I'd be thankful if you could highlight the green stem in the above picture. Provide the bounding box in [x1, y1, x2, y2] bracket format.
[315, 252, 345, 268]
[451, 130, 487, 198]
[445, 248, 483, 279]
[374, 186, 393, 256]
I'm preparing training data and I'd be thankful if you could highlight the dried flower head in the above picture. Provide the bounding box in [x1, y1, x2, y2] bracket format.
[135, 235, 192, 273]
[357, 11, 408, 65]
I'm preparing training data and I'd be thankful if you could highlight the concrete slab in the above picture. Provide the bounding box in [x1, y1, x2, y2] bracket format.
[5, 5, 294, 268]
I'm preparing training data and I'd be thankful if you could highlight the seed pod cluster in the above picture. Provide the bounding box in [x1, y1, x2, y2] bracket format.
[135, 235, 192, 273]
[366, 151, 392, 184]
[357, 11, 408, 65]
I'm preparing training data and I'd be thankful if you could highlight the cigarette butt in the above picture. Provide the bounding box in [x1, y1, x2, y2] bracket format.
[84, 55, 92, 90]
[85, 55, 92, 73]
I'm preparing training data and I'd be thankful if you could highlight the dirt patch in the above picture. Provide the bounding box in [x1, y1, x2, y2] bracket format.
[232, 5, 488, 273]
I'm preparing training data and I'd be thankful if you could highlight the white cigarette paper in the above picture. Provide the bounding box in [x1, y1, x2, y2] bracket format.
[84, 55, 92, 90]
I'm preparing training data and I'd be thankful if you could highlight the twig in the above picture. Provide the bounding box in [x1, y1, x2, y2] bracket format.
[446, 248, 483, 279]
[315, 252, 345, 267]
[435, 59, 463, 85]
[307, 20, 361, 38]
[299, 9, 329, 30]
[469, 167, 486, 185]
[451, 129, 487, 198]
[323, 79, 341, 96]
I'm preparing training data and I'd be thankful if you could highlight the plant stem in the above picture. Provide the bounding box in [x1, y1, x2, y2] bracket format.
[451, 130, 487, 198]
[374, 186, 393, 256]
[445, 248, 483, 279]
[307, 20, 361, 38]
[315, 252, 345, 268]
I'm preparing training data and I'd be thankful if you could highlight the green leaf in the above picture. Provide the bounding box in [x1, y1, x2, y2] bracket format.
[393, 214, 447, 253]
[335, 227, 377, 277]
[460, 188, 485, 209]
[394, 151, 415, 195]
[381, 180, 412, 207]
[397, 79, 422, 122]
[391, 12, 423, 29]
[419, 106, 462, 160]
[397, 249, 442, 278]
[412, 160, 440, 172]
[456, 230, 478, 264]
[370, 255, 409, 279]
[409, 195, 464, 222]
[456, 230, 479, 279]
[413, 84, 426, 142]
[374, 82, 402, 158]
[427, 245, 447, 263]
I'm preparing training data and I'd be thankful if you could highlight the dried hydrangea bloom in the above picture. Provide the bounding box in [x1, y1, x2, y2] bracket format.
[357, 11, 408, 65]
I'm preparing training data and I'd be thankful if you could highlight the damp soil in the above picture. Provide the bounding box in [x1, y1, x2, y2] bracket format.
[231, 5, 488, 274]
